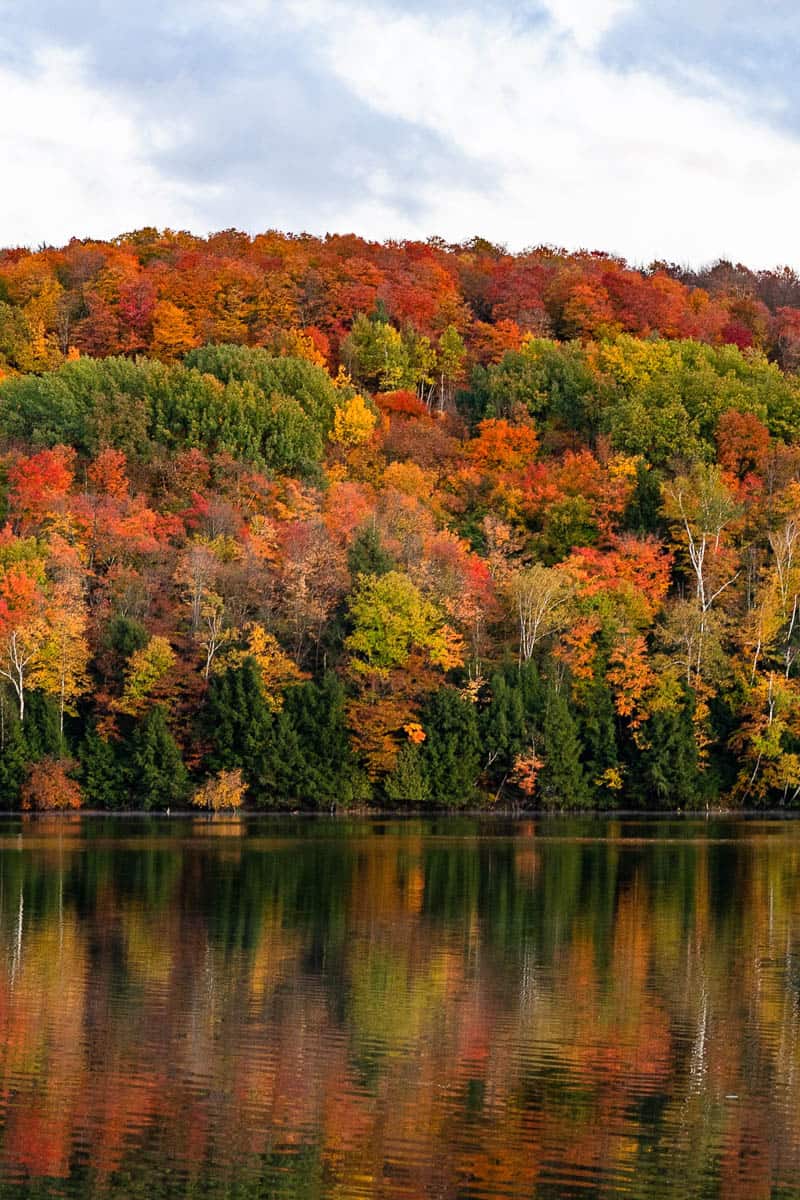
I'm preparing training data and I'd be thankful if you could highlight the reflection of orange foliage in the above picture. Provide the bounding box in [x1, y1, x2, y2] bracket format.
[0, 826, 796, 1194]
[5, 1105, 72, 1178]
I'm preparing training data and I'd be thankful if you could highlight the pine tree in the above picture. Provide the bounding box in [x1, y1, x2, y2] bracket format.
[422, 688, 481, 808]
[630, 693, 699, 809]
[480, 669, 526, 785]
[130, 706, 188, 810]
[79, 726, 126, 810]
[347, 524, 394, 579]
[204, 659, 273, 796]
[539, 683, 590, 809]
[272, 674, 364, 809]
[385, 744, 431, 806]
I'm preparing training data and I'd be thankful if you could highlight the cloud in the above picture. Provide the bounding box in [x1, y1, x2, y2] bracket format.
[599, 2, 800, 131]
[541, 0, 636, 50]
[0, 46, 212, 246]
[0, 0, 485, 244]
[0, 0, 799, 265]
[295, 1, 800, 264]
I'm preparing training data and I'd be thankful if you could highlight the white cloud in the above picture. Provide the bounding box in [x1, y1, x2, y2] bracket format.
[2, 4, 800, 268]
[540, 0, 636, 50]
[0, 47, 215, 246]
[287, 2, 800, 265]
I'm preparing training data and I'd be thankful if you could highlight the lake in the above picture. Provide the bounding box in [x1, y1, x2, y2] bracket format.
[0, 815, 798, 1198]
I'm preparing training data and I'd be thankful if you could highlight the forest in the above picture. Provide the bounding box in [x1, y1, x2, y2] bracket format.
[0, 227, 799, 810]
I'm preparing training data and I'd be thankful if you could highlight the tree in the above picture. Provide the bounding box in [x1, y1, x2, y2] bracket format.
[421, 688, 481, 807]
[506, 564, 572, 664]
[662, 465, 741, 618]
[220, 623, 305, 709]
[79, 726, 127, 810]
[435, 324, 466, 413]
[150, 300, 199, 360]
[346, 571, 463, 676]
[115, 636, 176, 716]
[343, 313, 412, 392]
[0, 567, 49, 723]
[538, 682, 590, 808]
[331, 393, 377, 448]
[204, 659, 273, 795]
[7, 445, 75, 531]
[192, 768, 246, 811]
[35, 578, 90, 738]
[21, 758, 82, 810]
[129, 706, 188, 809]
[385, 743, 431, 805]
[263, 674, 367, 809]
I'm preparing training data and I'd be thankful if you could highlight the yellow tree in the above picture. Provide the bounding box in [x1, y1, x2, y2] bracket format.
[218, 623, 305, 711]
[331, 394, 376, 448]
[345, 571, 463, 776]
[114, 636, 176, 716]
[0, 566, 50, 723]
[34, 581, 90, 738]
[150, 300, 199, 360]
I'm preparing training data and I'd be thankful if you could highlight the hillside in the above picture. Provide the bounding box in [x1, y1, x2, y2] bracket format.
[0, 229, 799, 810]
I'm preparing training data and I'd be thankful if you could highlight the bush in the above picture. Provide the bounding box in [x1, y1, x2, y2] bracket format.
[21, 758, 82, 811]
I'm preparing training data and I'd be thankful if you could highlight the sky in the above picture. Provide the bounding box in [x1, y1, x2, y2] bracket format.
[0, 0, 797, 267]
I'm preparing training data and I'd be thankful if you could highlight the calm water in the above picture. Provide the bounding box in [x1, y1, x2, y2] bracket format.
[0, 816, 799, 1198]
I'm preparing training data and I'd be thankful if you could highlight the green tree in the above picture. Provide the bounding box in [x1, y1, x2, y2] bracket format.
[385, 743, 431, 806]
[79, 726, 127, 810]
[346, 571, 461, 676]
[204, 659, 274, 796]
[263, 674, 367, 810]
[539, 682, 590, 808]
[130, 706, 188, 810]
[421, 688, 481, 807]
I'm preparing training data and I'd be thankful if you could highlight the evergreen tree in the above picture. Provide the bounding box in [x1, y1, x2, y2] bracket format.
[79, 726, 127, 810]
[0, 710, 29, 803]
[204, 659, 274, 795]
[384, 744, 431, 806]
[130, 706, 188, 810]
[0, 691, 63, 806]
[348, 524, 394, 579]
[480, 669, 526, 785]
[422, 688, 482, 808]
[539, 683, 590, 809]
[576, 677, 619, 792]
[271, 674, 365, 809]
[629, 692, 699, 809]
[23, 693, 62, 760]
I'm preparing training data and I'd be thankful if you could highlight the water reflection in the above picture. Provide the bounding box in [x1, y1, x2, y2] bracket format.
[0, 817, 797, 1197]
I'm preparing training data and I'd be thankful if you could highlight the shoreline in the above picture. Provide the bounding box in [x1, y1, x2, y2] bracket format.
[4, 807, 800, 820]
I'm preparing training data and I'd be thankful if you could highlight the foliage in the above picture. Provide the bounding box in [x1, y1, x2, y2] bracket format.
[20, 757, 82, 810]
[192, 768, 246, 811]
[0, 226, 799, 807]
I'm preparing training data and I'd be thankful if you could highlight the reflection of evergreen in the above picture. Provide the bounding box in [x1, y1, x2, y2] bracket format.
[0, 818, 797, 1199]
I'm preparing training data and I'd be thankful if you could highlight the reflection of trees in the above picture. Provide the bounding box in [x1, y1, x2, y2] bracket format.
[0, 820, 798, 1195]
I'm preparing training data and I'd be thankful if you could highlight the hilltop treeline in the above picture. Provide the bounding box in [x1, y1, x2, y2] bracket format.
[0, 229, 799, 809]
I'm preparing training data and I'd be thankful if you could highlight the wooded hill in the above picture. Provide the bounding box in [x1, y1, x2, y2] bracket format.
[0, 228, 799, 810]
